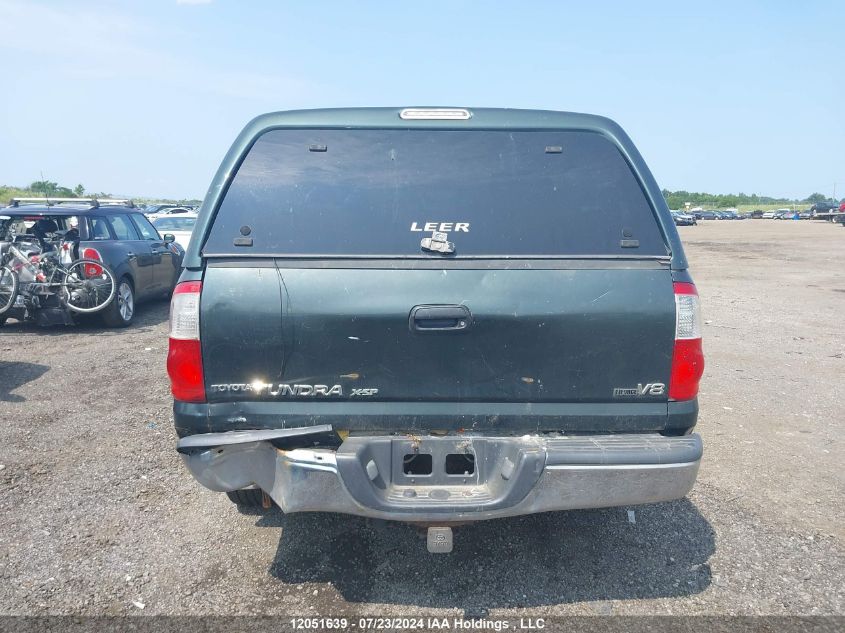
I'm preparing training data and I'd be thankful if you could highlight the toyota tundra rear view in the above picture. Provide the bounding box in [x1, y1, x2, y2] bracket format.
[168, 108, 704, 552]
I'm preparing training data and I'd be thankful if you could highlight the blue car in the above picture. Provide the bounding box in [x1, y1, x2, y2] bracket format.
[0, 198, 184, 327]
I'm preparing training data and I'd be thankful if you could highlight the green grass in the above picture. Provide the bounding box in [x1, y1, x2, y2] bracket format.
[735, 203, 804, 213]
[676, 203, 806, 214]
[0, 185, 35, 202]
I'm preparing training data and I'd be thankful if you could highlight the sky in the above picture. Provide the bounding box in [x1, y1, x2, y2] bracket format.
[0, 0, 842, 201]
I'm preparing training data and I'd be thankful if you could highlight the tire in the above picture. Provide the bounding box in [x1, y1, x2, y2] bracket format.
[101, 277, 135, 328]
[226, 489, 271, 508]
[0, 266, 19, 315]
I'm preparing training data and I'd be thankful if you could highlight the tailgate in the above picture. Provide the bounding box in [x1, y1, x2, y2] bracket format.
[200, 263, 675, 404]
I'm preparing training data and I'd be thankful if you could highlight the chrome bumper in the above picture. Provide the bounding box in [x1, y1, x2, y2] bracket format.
[179, 432, 701, 522]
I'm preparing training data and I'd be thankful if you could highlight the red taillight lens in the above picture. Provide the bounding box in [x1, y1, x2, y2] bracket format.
[167, 281, 205, 403]
[669, 338, 704, 400]
[167, 339, 205, 402]
[669, 282, 704, 401]
[82, 247, 104, 277]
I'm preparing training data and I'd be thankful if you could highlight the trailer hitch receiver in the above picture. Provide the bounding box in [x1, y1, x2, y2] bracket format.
[427, 526, 453, 553]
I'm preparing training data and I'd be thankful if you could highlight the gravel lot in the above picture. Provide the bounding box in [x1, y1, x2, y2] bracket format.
[1, 220, 843, 617]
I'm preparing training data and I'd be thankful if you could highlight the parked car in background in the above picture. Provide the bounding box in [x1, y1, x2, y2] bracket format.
[152, 213, 198, 250]
[1, 198, 183, 328]
[810, 201, 838, 214]
[145, 203, 195, 215]
[774, 209, 796, 220]
[750, 210, 764, 219]
[145, 206, 194, 223]
[699, 210, 718, 220]
[808, 201, 845, 222]
[671, 211, 697, 226]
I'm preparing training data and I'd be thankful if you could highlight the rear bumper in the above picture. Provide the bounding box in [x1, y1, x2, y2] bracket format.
[179, 432, 702, 522]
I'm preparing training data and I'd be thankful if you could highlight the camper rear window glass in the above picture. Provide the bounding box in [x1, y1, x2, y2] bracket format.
[203, 129, 667, 257]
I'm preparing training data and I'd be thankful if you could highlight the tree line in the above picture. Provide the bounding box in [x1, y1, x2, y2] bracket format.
[0, 182, 200, 207]
[28, 180, 87, 197]
[662, 189, 841, 209]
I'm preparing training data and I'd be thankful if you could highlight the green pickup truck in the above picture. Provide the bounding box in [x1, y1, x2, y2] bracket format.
[167, 108, 704, 552]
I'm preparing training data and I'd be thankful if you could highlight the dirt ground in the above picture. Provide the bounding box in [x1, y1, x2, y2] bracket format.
[0, 220, 843, 617]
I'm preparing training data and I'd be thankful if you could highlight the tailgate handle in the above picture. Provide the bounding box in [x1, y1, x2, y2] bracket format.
[410, 305, 472, 332]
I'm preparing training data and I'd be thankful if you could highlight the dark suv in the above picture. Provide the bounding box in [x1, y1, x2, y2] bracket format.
[810, 201, 837, 213]
[1, 198, 183, 327]
[169, 108, 704, 552]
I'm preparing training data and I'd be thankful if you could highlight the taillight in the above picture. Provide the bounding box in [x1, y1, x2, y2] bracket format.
[82, 247, 104, 277]
[167, 280, 205, 402]
[669, 281, 704, 400]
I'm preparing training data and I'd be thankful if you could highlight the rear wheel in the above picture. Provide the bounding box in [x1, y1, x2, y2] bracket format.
[101, 278, 135, 328]
[0, 266, 19, 315]
[225, 489, 272, 509]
